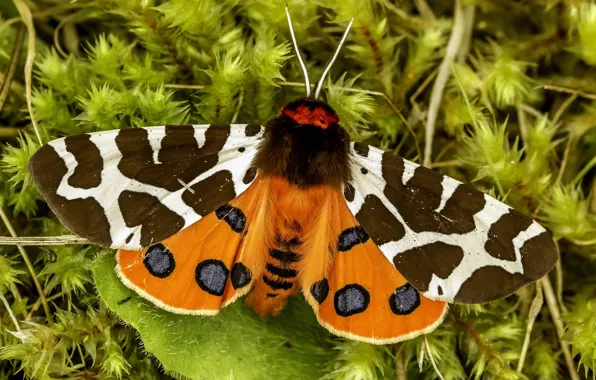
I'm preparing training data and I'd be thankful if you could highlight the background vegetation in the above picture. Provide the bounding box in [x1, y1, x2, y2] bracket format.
[0, 0, 595, 378]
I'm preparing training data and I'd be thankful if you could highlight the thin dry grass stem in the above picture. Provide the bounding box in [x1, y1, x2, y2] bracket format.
[423, 0, 469, 167]
[409, 66, 439, 121]
[424, 335, 445, 380]
[517, 105, 528, 145]
[414, 0, 436, 21]
[13, 0, 43, 146]
[430, 159, 462, 168]
[418, 341, 425, 372]
[555, 136, 573, 187]
[568, 237, 596, 246]
[555, 260, 567, 313]
[0, 207, 53, 324]
[542, 84, 596, 100]
[517, 282, 543, 373]
[552, 94, 577, 125]
[395, 346, 407, 380]
[0, 23, 25, 113]
[518, 103, 543, 119]
[231, 88, 244, 124]
[541, 276, 580, 380]
[533, 135, 572, 218]
[0, 127, 21, 138]
[54, 10, 85, 57]
[0, 235, 90, 245]
[163, 83, 206, 90]
[281, 81, 423, 160]
[456, 6, 475, 63]
[27, 291, 66, 321]
[0, 17, 21, 35]
[0, 291, 22, 333]
[434, 140, 455, 163]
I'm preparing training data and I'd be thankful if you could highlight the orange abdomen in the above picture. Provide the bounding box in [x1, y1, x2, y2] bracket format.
[246, 177, 331, 315]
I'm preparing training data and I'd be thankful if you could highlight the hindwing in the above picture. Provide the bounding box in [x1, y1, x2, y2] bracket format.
[345, 142, 558, 304]
[29, 124, 264, 249]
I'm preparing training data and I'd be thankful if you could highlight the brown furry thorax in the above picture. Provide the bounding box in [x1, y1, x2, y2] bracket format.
[252, 98, 351, 188]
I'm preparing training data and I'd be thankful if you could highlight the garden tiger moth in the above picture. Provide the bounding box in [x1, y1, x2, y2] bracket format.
[28, 8, 558, 344]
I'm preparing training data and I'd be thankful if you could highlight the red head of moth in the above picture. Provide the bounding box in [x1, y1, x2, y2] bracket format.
[27, 5, 558, 347]
[281, 99, 339, 129]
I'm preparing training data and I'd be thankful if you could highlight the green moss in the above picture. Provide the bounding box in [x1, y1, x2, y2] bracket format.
[1, 1, 596, 379]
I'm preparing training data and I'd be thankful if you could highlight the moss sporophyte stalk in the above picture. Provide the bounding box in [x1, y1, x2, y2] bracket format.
[0, 1, 595, 379]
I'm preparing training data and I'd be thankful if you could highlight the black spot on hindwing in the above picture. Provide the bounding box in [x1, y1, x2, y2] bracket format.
[143, 243, 175, 278]
[337, 226, 370, 252]
[231, 262, 251, 289]
[310, 279, 329, 304]
[215, 204, 246, 233]
[389, 283, 420, 315]
[334, 284, 370, 317]
[195, 259, 229, 296]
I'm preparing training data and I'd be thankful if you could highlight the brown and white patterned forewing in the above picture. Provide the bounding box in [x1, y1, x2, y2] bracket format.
[29, 124, 264, 250]
[344, 142, 558, 304]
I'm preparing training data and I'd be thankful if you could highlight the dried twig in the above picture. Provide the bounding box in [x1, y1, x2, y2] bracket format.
[13, 0, 43, 145]
[0, 207, 52, 324]
[542, 84, 596, 100]
[541, 276, 580, 380]
[423, 0, 471, 167]
[0, 291, 21, 333]
[0, 235, 90, 246]
[424, 335, 445, 380]
[517, 282, 543, 372]
[0, 126, 21, 138]
[0, 23, 25, 112]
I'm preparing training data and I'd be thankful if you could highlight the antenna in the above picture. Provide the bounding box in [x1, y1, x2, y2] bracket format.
[314, 17, 354, 99]
[285, 6, 311, 97]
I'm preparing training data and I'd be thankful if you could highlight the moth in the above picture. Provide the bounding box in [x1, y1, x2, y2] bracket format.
[28, 10, 558, 344]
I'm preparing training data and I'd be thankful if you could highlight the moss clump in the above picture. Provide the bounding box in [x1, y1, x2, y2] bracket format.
[1, 1, 595, 379]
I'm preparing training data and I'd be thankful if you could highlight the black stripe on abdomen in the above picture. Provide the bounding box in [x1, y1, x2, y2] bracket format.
[266, 263, 297, 278]
[263, 275, 293, 290]
[269, 249, 301, 263]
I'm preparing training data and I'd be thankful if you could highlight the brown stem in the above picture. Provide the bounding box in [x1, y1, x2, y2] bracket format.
[0, 23, 25, 113]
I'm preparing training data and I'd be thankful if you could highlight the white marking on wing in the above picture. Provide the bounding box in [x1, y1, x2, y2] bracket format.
[435, 176, 460, 213]
[146, 128, 166, 164]
[402, 160, 417, 185]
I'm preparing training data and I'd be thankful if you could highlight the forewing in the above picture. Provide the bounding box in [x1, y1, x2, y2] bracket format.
[345, 142, 558, 304]
[29, 124, 264, 249]
[116, 174, 270, 314]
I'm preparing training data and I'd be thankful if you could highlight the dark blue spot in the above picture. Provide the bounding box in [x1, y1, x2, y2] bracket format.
[337, 226, 370, 252]
[334, 284, 370, 317]
[389, 283, 420, 315]
[143, 243, 175, 278]
[310, 279, 329, 304]
[231, 262, 251, 289]
[195, 259, 229, 296]
[216, 204, 246, 233]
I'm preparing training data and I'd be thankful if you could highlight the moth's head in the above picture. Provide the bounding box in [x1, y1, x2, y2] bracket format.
[281, 98, 339, 129]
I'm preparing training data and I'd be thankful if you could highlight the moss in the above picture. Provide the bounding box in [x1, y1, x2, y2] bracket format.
[1, 1, 596, 379]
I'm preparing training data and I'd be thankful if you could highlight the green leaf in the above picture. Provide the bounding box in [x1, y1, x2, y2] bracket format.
[93, 253, 335, 379]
